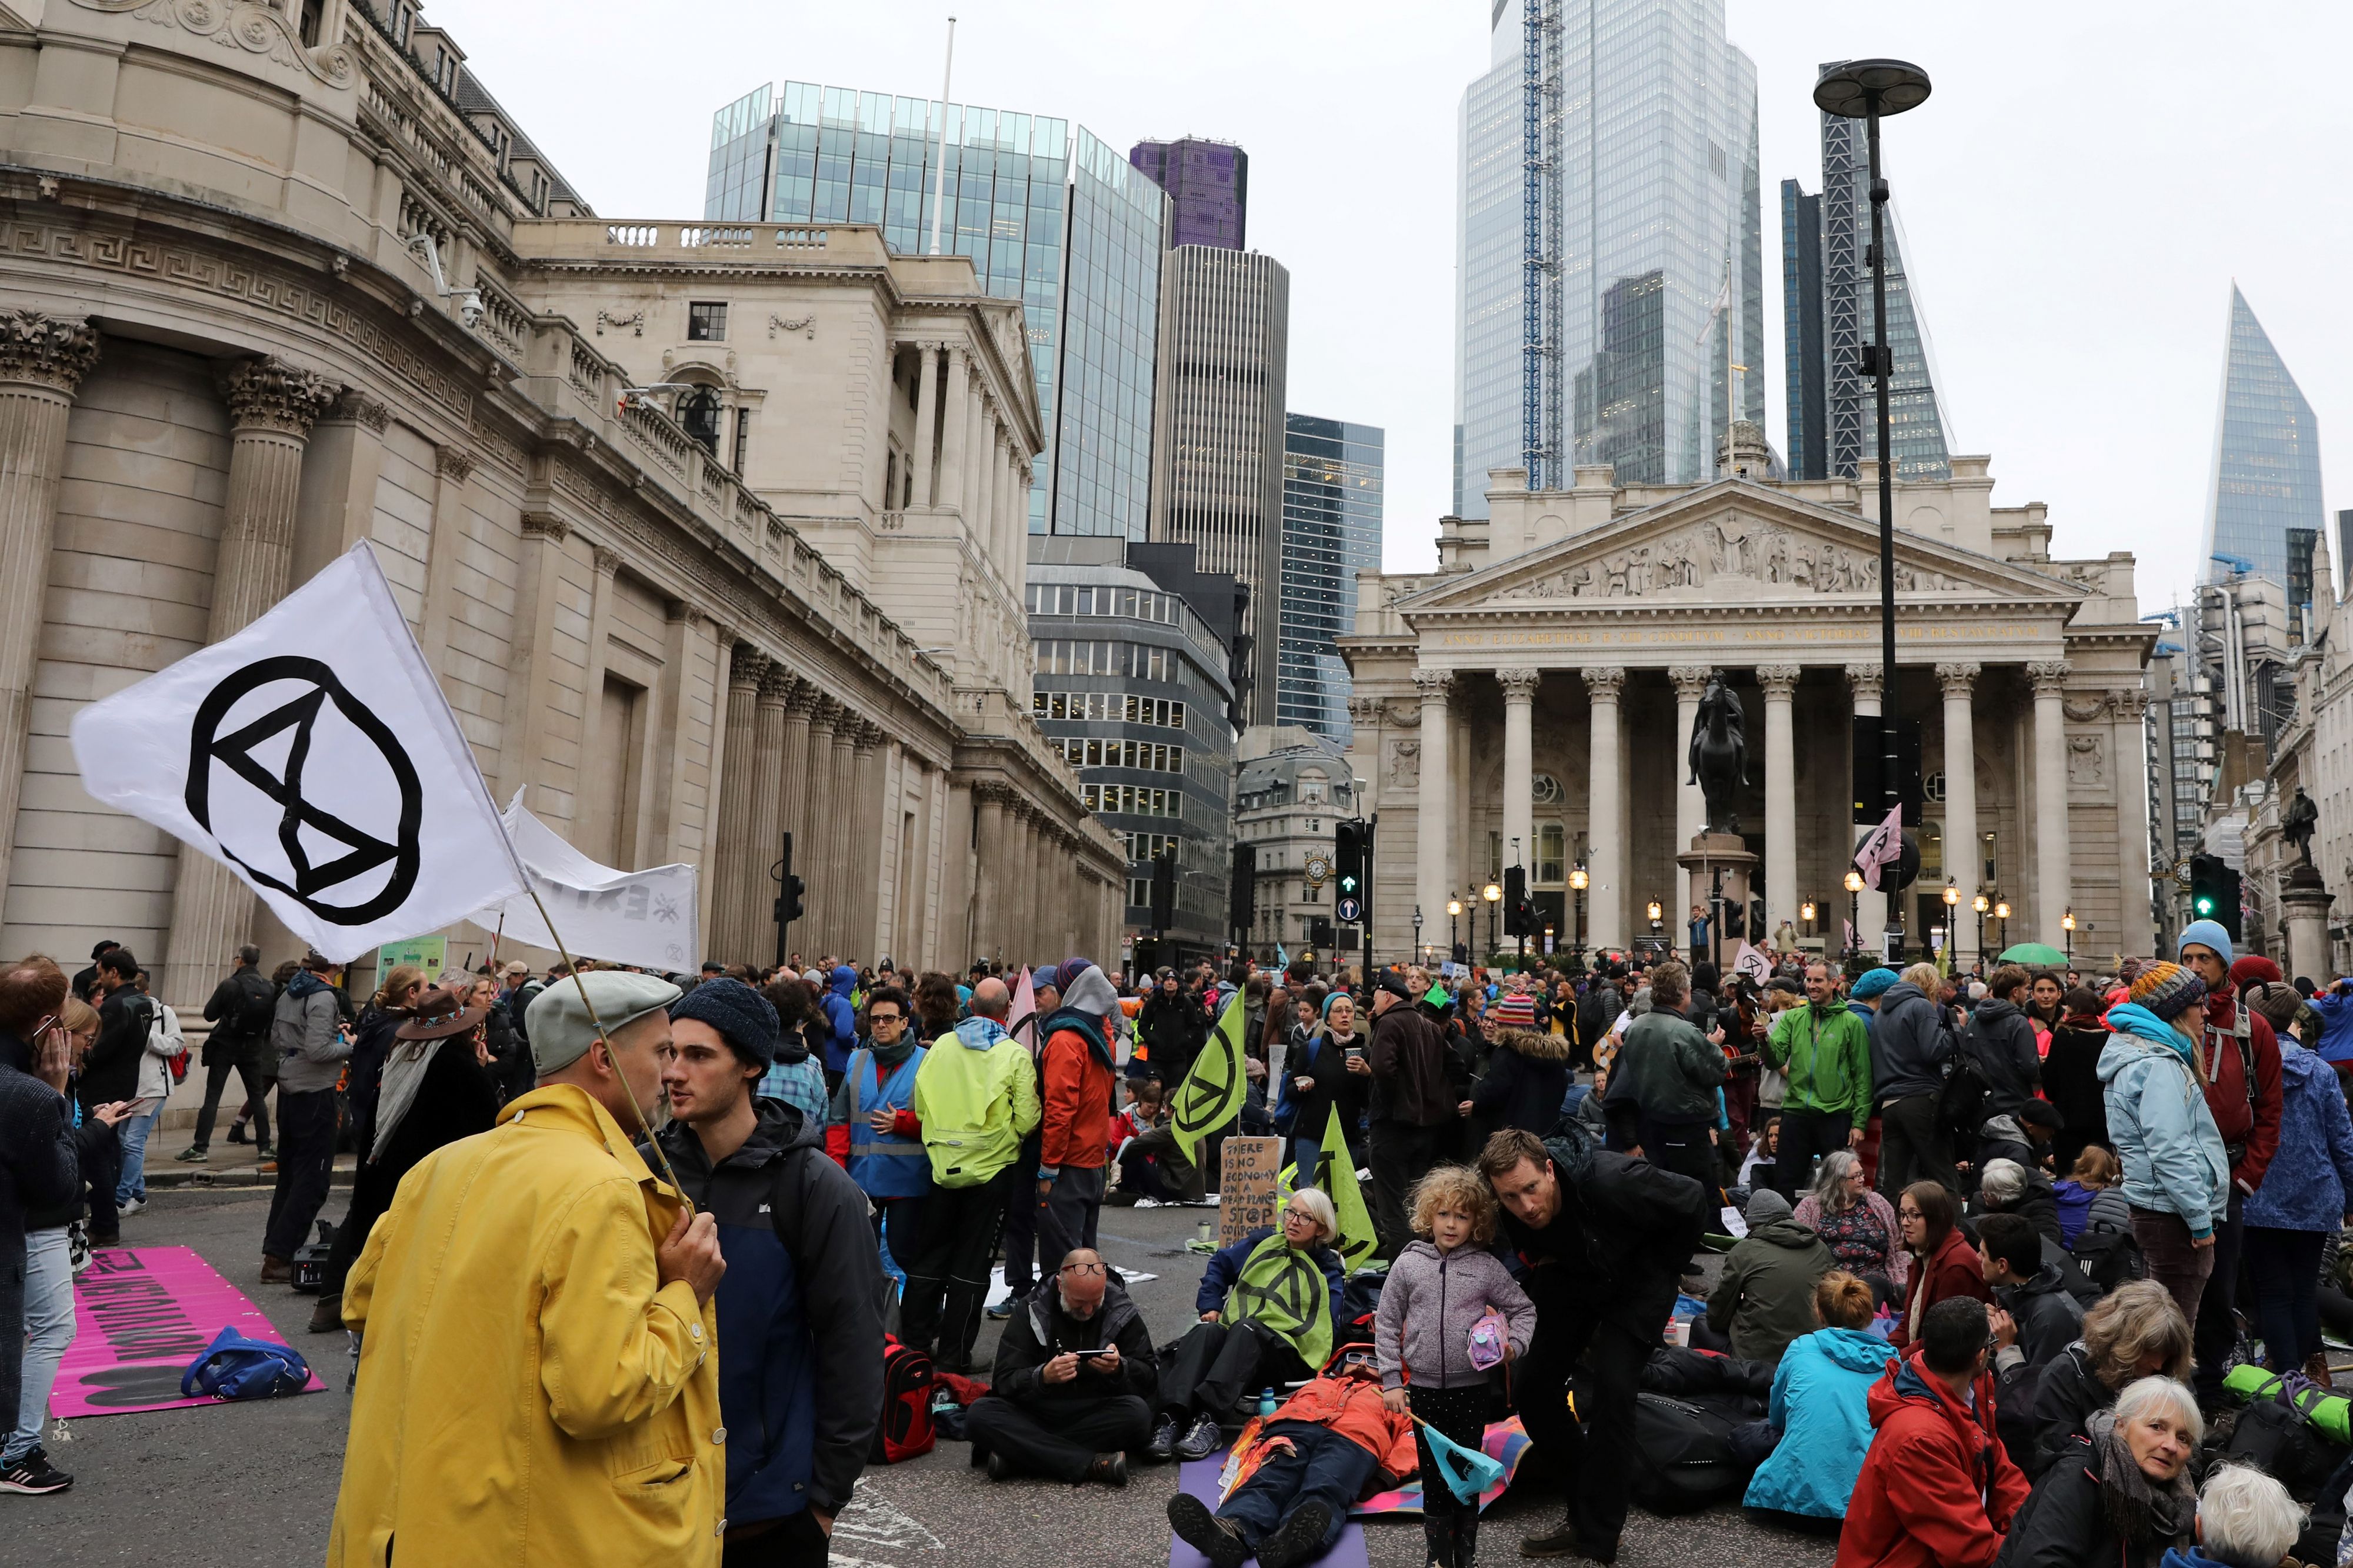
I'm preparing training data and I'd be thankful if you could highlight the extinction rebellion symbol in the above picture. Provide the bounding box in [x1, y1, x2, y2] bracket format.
[185, 657, 423, 925]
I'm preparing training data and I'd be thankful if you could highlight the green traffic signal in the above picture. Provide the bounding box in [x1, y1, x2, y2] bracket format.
[1340, 875, 1358, 893]
[2195, 896, 2214, 915]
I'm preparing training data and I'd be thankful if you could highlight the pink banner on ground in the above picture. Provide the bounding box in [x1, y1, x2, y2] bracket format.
[51, 1246, 325, 1418]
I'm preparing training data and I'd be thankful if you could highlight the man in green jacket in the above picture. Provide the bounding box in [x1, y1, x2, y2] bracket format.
[1764, 962, 1873, 1201]
[1602, 960, 1727, 1192]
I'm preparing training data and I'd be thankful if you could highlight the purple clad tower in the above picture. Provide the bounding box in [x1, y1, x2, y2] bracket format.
[1128, 137, 1246, 251]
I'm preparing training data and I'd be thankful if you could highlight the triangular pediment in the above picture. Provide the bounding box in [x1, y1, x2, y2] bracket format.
[1399, 481, 2085, 613]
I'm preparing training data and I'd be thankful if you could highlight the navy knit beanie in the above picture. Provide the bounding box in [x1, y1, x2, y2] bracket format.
[668, 976, 779, 1068]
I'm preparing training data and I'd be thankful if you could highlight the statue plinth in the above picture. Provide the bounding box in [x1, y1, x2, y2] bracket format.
[1678, 830, 1759, 972]
[2281, 860, 2334, 983]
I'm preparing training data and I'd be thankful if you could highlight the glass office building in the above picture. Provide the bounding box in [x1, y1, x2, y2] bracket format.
[1279, 415, 1383, 746]
[2201, 285, 2325, 587]
[1454, 0, 1760, 513]
[1129, 137, 1247, 250]
[707, 82, 1166, 538]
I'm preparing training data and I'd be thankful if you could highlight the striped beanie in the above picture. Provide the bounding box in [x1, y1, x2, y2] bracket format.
[1492, 993, 1538, 1029]
[2127, 959, 2207, 1023]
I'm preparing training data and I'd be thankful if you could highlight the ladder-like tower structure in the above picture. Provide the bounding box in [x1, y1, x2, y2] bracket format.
[1521, 0, 1562, 490]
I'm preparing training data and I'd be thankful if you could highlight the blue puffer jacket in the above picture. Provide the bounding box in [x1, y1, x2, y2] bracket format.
[2309, 986, 2353, 1065]
[2244, 1043, 2353, 1233]
[2097, 1003, 2231, 1240]
[1742, 1326, 1888, 1519]
[821, 965, 859, 1073]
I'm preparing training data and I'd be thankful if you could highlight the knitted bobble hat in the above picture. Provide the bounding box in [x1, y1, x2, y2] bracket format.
[2126, 960, 2207, 1024]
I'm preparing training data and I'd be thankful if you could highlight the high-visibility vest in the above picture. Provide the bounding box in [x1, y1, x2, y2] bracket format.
[846, 1045, 930, 1199]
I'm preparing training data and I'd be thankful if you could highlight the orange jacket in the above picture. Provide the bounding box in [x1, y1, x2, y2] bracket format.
[1039, 1019, 1115, 1171]
[1268, 1372, 1419, 1477]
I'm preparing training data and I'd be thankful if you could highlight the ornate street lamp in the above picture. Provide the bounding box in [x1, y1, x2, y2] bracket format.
[1412, 903, 1424, 966]
[1568, 865, 1588, 961]
[1447, 895, 1464, 959]
[1942, 880, 1960, 960]
[1483, 879, 1502, 957]
[1973, 892, 1990, 963]
[1994, 899, 2011, 952]
[2062, 907, 2075, 963]
[1800, 900, 1818, 946]
[1844, 869, 1865, 960]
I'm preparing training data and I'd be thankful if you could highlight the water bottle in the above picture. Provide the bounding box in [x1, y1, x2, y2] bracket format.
[1257, 1387, 1278, 1420]
[1811, 1153, 1823, 1186]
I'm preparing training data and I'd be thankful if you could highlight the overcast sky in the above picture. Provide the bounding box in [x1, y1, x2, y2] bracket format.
[435, 1, 2349, 609]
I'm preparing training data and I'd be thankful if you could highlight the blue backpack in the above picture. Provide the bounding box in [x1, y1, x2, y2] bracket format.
[181, 1326, 312, 1401]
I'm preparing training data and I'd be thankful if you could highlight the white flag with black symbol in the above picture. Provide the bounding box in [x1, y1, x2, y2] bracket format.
[70, 541, 525, 962]
[476, 790, 700, 972]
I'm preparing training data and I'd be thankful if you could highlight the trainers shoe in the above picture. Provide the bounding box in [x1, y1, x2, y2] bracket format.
[984, 1450, 1012, 1482]
[255, 1145, 278, 1162]
[308, 1293, 344, 1333]
[1175, 1412, 1223, 1462]
[0, 1447, 72, 1494]
[1146, 1415, 1180, 1462]
[1255, 1502, 1331, 1568]
[1166, 1493, 1248, 1568]
[174, 1146, 208, 1163]
[985, 1297, 1016, 1321]
[119, 1196, 145, 1218]
[1084, 1452, 1128, 1487]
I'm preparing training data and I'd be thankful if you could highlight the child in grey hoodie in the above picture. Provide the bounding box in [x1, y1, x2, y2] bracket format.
[1374, 1166, 1536, 1568]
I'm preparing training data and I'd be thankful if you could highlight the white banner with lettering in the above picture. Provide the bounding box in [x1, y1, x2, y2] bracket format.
[478, 790, 700, 972]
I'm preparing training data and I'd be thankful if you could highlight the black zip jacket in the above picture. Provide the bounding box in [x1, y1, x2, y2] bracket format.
[990, 1277, 1159, 1406]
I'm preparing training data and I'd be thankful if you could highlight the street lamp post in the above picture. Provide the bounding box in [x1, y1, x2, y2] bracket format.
[1447, 896, 1464, 961]
[1973, 892, 1989, 965]
[1801, 899, 1818, 951]
[2062, 908, 2075, 963]
[1942, 880, 1959, 962]
[1844, 870, 1865, 960]
[1568, 865, 1588, 963]
[1817, 58, 1932, 965]
[1482, 880, 1502, 959]
[1994, 899, 2011, 955]
[1412, 904, 1425, 967]
[1647, 899, 1664, 952]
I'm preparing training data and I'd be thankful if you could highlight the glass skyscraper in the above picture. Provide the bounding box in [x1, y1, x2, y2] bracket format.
[2202, 285, 2325, 587]
[1279, 415, 1382, 746]
[706, 82, 1166, 538]
[1454, 0, 1760, 513]
[1129, 138, 1246, 250]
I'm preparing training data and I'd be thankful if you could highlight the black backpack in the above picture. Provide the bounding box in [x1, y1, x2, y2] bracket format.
[1577, 986, 1619, 1052]
[2222, 1396, 2349, 1503]
[1937, 1032, 1998, 1140]
[2070, 1224, 2146, 1294]
[1627, 1391, 1752, 1514]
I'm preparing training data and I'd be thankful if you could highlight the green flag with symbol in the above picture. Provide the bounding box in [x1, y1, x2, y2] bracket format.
[1279, 1104, 1382, 1270]
[1170, 989, 1248, 1160]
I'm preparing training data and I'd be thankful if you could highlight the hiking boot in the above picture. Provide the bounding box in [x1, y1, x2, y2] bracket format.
[1166, 1493, 1248, 1568]
[1521, 1523, 1615, 1562]
[308, 1293, 344, 1333]
[174, 1146, 208, 1163]
[1084, 1452, 1128, 1487]
[1175, 1412, 1222, 1462]
[0, 1448, 72, 1495]
[260, 1255, 293, 1284]
[1255, 1502, 1331, 1568]
[1146, 1415, 1180, 1462]
[985, 1450, 1012, 1482]
[2307, 1352, 2338, 1388]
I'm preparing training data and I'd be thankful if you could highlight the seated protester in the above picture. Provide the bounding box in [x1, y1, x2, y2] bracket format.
[1107, 1078, 1174, 1204]
[2053, 1145, 2128, 1250]
[1567, 1064, 1612, 1142]
[1707, 1189, 1837, 1367]
[1975, 1157, 2063, 1250]
[1152, 1188, 1347, 1464]
[1892, 1179, 1993, 1349]
[1834, 1297, 2031, 1568]
[1794, 1148, 1910, 1305]
[2164, 1464, 2306, 1568]
[2018, 1280, 2192, 1480]
[967, 1248, 1156, 1487]
[1979, 1212, 2084, 1370]
[1744, 1272, 1889, 1527]
[1165, 1346, 1417, 1568]
[1736, 1115, 1781, 1196]
[1989, 1376, 2198, 1567]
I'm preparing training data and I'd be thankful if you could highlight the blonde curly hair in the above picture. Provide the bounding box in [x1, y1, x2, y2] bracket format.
[1409, 1164, 1498, 1246]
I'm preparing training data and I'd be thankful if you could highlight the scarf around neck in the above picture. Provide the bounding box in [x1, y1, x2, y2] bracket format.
[2087, 1410, 2194, 1549]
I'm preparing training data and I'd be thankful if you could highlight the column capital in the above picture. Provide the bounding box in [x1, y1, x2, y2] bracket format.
[1579, 665, 1627, 700]
[435, 445, 477, 483]
[1757, 665, 1802, 699]
[785, 678, 824, 717]
[1495, 666, 1542, 700]
[1345, 695, 1381, 726]
[856, 718, 886, 746]
[1935, 661, 1982, 697]
[1845, 662, 1885, 702]
[972, 778, 1015, 806]
[591, 545, 624, 579]
[519, 510, 569, 543]
[1412, 667, 1454, 703]
[2027, 659, 2072, 696]
[1668, 665, 1715, 699]
[728, 642, 769, 689]
[0, 309, 99, 395]
[217, 356, 340, 439]
[756, 662, 796, 704]
[326, 389, 391, 432]
[809, 693, 845, 730]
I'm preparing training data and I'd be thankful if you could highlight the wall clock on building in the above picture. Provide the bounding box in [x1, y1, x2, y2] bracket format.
[1304, 853, 1333, 888]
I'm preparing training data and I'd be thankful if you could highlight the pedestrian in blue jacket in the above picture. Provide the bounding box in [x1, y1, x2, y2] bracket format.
[1742, 1270, 1887, 1524]
[2240, 984, 2353, 1378]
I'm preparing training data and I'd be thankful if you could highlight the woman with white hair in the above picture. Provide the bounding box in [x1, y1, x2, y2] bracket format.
[1992, 1376, 2199, 1566]
[2168, 1464, 2305, 1568]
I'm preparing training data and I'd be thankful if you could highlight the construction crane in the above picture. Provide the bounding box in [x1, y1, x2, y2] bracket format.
[1522, 0, 1561, 490]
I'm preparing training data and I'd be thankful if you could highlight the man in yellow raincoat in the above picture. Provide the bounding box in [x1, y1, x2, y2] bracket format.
[328, 970, 728, 1567]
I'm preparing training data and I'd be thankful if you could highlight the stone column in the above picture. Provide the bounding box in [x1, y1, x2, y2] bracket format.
[1498, 668, 1539, 887]
[1937, 663, 1982, 966]
[1669, 665, 1712, 909]
[1759, 665, 1801, 943]
[852, 720, 888, 958]
[825, 708, 862, 957]
[0, 311, 98, 911]
[939, 348, 971, 513]
[909, 342, 941, 507]
[163, 356, 339, 1006]
[1007, 446, 1032, 563]
[1413, 668, 1452, 964]
[414, 445, 476, 668]
[973, 783, 1009, 959]
[2030, 660, 2074, 946]
[1582, 666, 1627, 950]
[802, 697, 843, 956]
[777, 679, 818, 893]
[1847, 663, 1887, 959]
[710, 645, 767, 964]
[744, 663, 792, 964]
[2115, 689, 2158, 957]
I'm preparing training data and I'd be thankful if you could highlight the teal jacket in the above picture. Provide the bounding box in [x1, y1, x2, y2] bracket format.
[1765, 1003, 1874, 1129]
[2098, 1003, 2231, 1239]
[1742, 1326, 1889, 1519]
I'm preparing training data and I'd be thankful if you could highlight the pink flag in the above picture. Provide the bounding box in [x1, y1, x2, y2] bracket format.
[1855, 805, 1904, 890]
[1009, 966, 1038, 1054]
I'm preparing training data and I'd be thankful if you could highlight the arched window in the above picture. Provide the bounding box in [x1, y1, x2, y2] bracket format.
[678, 386, 722, 455]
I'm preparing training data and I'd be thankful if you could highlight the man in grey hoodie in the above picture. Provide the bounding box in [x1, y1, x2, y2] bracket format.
[1871, 962, 1958, 1196]
[261, 949, 352, 1280]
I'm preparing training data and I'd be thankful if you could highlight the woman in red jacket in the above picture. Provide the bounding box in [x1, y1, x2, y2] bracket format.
[1891, 1180, 1991, 1348]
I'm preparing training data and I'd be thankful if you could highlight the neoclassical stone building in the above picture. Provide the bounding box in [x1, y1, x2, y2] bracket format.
[0, 0, 1121, 1006]
[1342, 438, 2157, 970]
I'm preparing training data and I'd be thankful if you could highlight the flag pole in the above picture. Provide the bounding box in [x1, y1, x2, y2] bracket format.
[519, 881, 686, 1195]
[488, 911, 505, 971]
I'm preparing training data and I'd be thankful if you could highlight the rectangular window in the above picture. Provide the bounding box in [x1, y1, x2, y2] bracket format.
[1076, 586, 1094, 615]
[1057, 586, 1075, 613]
[1084, 738, 1101, 766]
[1538, 825, 1567, 885]
[1032, 691, 1048, 716]
[731, 409, 751, 475]
[687, 302, 728, 342]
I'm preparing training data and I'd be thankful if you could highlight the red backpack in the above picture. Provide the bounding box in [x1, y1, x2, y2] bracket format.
[870, 1335, 936, 1464]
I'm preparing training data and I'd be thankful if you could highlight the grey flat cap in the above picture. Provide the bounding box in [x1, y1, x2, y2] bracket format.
[526, 970, 682, 1075]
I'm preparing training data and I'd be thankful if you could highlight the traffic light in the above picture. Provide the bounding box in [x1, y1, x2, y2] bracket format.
[1149, 848, 1177, 932]
[771, 831, 804, 967]
[2189, 853, 2242, 945]
[1334, 819, 1364, 902]
[1502, 865, 1533, 938]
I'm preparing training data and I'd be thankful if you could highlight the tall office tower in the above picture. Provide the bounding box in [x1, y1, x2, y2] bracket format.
[2202, 285, 2326, 586]
[1453, 0, 1760, 513]
[1811, 106, 1952, 482]
[1147, 246, 1289, 723]
[1780, 179, 1827, 480]
[707, 82, 1167, 538]
[1129, 137, 1247, 249]
[1279, 415, 1384, 746]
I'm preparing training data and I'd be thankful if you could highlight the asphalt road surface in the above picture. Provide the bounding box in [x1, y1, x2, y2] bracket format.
[6, 1185, 1837, 1568]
